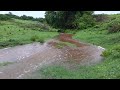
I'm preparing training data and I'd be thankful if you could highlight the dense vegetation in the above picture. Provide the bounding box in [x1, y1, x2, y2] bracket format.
[45, 11, 95, 31]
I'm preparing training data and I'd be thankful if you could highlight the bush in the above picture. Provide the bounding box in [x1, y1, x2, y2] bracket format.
[76, 14, 95, 29]
[30, 35, 39, 41]
[57, 29, 65, 33]
[8, 39, 16, 42]
[38, 38, 45, 44]
[94, 25, 100, 28]
[107, 20, 120, 33]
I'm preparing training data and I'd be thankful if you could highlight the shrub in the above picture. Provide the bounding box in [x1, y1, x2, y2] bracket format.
[8, 39, 16, 42]
[76, 14, 95, 29]
[107, 20, 120, 33]
[38, 38, 45, 44]
[94, 25, 100, 28]
[30, 35, 39, 41]
[57, 29, 65, 33]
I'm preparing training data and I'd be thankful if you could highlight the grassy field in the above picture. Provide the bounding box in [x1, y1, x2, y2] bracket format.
[28, 14, 120, 79]
[0, 19, 58, 49]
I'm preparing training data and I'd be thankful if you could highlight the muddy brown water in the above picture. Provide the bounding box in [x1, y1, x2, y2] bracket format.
[0, 36, 105, 79]
[0, 42, 47, 63]
[0, 42, 63, 79]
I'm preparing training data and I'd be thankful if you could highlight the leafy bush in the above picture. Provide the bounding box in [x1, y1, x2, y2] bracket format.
[8, 39, 16, 42]
[30, 35, 39, 41]
[38, 38, 45, 44]
[107, 20, 120, 33]
[94, 25, 100, 28]
[76, 14, 95, 29]
[57, 29, 65, 33]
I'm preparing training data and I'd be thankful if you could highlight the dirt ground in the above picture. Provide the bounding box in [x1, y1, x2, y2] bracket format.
[0, 33, 105, 79]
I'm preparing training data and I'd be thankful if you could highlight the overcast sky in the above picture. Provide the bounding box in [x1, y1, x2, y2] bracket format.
[94, 11, 120, 14]
[0, 11, 120, 18]
[0, 11, 45, 18]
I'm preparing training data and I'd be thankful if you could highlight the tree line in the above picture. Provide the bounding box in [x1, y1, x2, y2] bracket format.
[0, 12, 45, 22]
[45, 11, 95, 31]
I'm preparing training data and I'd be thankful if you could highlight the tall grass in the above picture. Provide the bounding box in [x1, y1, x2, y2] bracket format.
[0, 19, 58, 48]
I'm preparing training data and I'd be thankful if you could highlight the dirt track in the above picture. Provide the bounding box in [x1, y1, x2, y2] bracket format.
[0, 33, 105, 79]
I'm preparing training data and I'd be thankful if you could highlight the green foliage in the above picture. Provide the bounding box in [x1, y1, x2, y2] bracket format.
[0, 39, 23, 48]
[102, 45, 120, 59]
[101, 49, 112, 57]
[93, 14, 109, 22]
[0, 14, 11, 20]
[107, 20, 120, 33]
[110, 45, 120, 58]
[45, 11, 94, 30]
[30, 35, 39, 41]
[38, 38, 45, 44]
[57, 29, 65, 33]
[75, 12, 95, 29]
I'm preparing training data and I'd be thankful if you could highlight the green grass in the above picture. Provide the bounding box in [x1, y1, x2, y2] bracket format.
[0, 19, 58, 48]
[29, 14, 120, 79]
[40, 58, 120, 79]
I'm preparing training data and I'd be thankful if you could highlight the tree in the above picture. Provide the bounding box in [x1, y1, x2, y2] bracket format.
[75, 11, 95, 29]
[45, 11, 95, 30]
